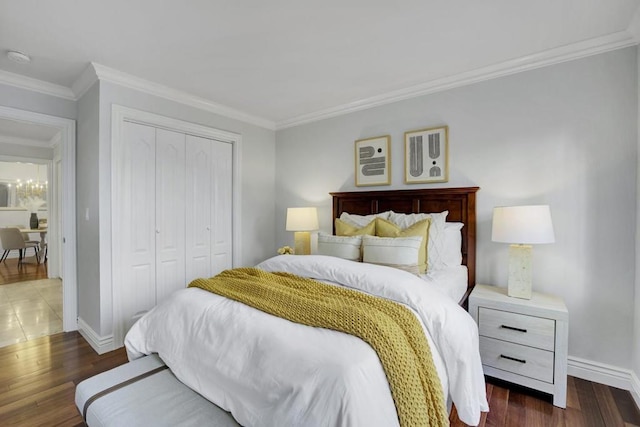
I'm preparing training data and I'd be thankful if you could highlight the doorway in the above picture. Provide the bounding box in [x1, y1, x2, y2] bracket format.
[0, 105, 77, 337]
[0, 160, 60, 347]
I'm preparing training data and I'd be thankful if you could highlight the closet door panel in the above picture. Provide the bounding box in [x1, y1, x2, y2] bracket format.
[185, 135, 212, 282]
[120, 121, 157, 326]
[156, 129, 186, 303]
[211, 140, 233, 274]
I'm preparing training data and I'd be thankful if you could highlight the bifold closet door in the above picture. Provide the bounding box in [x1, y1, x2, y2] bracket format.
[119, 121, 157, 328]
[185, 135, 212, 282]
[155, 128, 186, 303]
[211, 140, 233, 274]
[118, 124, 186, 325]
[185, 135, 233, 282]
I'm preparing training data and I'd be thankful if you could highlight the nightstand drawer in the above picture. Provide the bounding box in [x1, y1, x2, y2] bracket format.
[478, 307, 555, 351]
[480, 336, 554, 383]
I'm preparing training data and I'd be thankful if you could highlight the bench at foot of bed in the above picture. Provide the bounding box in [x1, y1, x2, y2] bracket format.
[75, 354, 241, 427]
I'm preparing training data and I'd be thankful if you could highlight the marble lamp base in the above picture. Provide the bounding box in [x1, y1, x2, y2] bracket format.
[508, 244, 532, 299]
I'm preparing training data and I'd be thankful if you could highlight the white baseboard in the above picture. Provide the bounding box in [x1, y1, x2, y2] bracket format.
[77, 317, 115, 355]
[568, 355, 640, 409]
[568, 356, 640, 409]
[630, 371, 640, 410]
[568, 356, 632, 389]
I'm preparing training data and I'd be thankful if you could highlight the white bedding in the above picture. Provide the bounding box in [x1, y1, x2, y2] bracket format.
[419, 265, 468, 303]
[125, 255, 488, 426]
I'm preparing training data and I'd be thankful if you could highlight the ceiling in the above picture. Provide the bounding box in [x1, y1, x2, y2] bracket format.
[0, 1, 639, 129]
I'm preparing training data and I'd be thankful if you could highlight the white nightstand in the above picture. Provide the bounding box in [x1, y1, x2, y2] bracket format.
[469, 284, 568, 408]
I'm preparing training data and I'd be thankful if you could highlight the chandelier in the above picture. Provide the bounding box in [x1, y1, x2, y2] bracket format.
[14, 177, 48, 200]
[6, 164, 48, 206]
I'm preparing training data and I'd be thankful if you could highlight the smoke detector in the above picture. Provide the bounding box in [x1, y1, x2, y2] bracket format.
[7, 50, 31, 64]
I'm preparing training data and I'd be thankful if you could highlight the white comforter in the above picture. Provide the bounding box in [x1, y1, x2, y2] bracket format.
[125, 255, 488, 426]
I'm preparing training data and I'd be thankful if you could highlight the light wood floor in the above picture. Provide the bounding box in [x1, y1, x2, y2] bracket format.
[0, 331, 638, 426]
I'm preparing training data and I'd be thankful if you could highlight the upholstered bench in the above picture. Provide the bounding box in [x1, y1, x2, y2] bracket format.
[75, 354, 241, 427]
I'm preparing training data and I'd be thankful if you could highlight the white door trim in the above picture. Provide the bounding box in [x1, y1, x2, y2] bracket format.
[0, 105, 77, 332]
[111, 104, 242, 347]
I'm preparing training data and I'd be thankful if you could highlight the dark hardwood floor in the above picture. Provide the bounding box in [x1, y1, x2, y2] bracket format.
[0, 331, 638, 426]
[450, 376, 640, 427]
[0, 257, 48, 285]
[0, 332, 128, 426]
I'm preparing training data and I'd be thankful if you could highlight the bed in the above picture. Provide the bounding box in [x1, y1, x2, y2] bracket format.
[112, 187, 488, 426]
[331, 187, 478, 307]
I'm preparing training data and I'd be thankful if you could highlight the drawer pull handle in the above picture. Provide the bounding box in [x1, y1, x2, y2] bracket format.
[500, 354, 526, 364]
[500, 324, 527, 333]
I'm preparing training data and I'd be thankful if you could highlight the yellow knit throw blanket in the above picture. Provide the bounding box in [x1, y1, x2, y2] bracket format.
[188, 268, 448, 427]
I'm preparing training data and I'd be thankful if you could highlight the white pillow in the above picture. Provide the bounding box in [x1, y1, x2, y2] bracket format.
[339, 211, 391, 228]
[442, 222, 463, 267]
[362, 235, 423, 275]
[388, 210, 448, 271]
[317, 233, 362, 261]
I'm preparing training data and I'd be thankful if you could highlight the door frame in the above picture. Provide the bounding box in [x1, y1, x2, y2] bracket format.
[0, 105, 77, 332]
[111, 104, 242, 347]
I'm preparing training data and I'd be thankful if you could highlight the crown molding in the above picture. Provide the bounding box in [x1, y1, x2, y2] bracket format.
[276, 30, 639, 130]
[0, 69, 75, 100]
[3, 21, 639, 133]
[88, 63, 276, 130]
[71, 64, 99, 99]
[73, 62, 275, 129]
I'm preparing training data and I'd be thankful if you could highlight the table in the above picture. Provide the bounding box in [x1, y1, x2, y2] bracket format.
[20, 228, 47, 262]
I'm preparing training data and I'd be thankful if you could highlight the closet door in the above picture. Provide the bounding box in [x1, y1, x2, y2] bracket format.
[185, 135, 212, 282]
[119, 121, 157, 328]
[211, 140, 233, 274]
[155, 129, 186, 303]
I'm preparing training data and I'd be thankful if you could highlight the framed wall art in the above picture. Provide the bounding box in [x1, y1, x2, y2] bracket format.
[404, 125, 448, 184]
[354, 135, 391, 187]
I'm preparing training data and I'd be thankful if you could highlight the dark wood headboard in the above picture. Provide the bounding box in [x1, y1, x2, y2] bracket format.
[331, 187, 479, 304]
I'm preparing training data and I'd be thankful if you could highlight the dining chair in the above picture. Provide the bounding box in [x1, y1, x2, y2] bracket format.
[13, 224, 40, 246]
[0, 227, 40, 265]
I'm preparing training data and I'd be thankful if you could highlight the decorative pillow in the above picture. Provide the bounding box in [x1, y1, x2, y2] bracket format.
[388, 210, 448, 271]
[335, 218, 376, 236]
[442, 222, 464, 267]
[317, 233, 362, 261]
[339, 211, 391, 228]
[375, 218, 430, 273]
[362, 235, 423, 275]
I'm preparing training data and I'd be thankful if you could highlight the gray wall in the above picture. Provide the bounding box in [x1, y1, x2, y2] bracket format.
[74, 80, 277, 337]
[0, 83, 76, 120]
[0, 81, 73, 162]
[275, 47, 638, 369]
[76, 82, 101, 331]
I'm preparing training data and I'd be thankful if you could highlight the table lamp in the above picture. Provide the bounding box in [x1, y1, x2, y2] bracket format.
[286, 207, 319, 255]
[492, 205, 555, 299]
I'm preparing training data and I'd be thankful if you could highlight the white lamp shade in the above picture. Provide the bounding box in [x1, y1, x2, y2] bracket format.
[492, 205, 555, 244]
[286, 207, 319, 231]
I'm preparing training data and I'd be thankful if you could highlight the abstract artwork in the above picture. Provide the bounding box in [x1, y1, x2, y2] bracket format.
[404, 126, 448, 184]
[354, 135, 391, 187]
